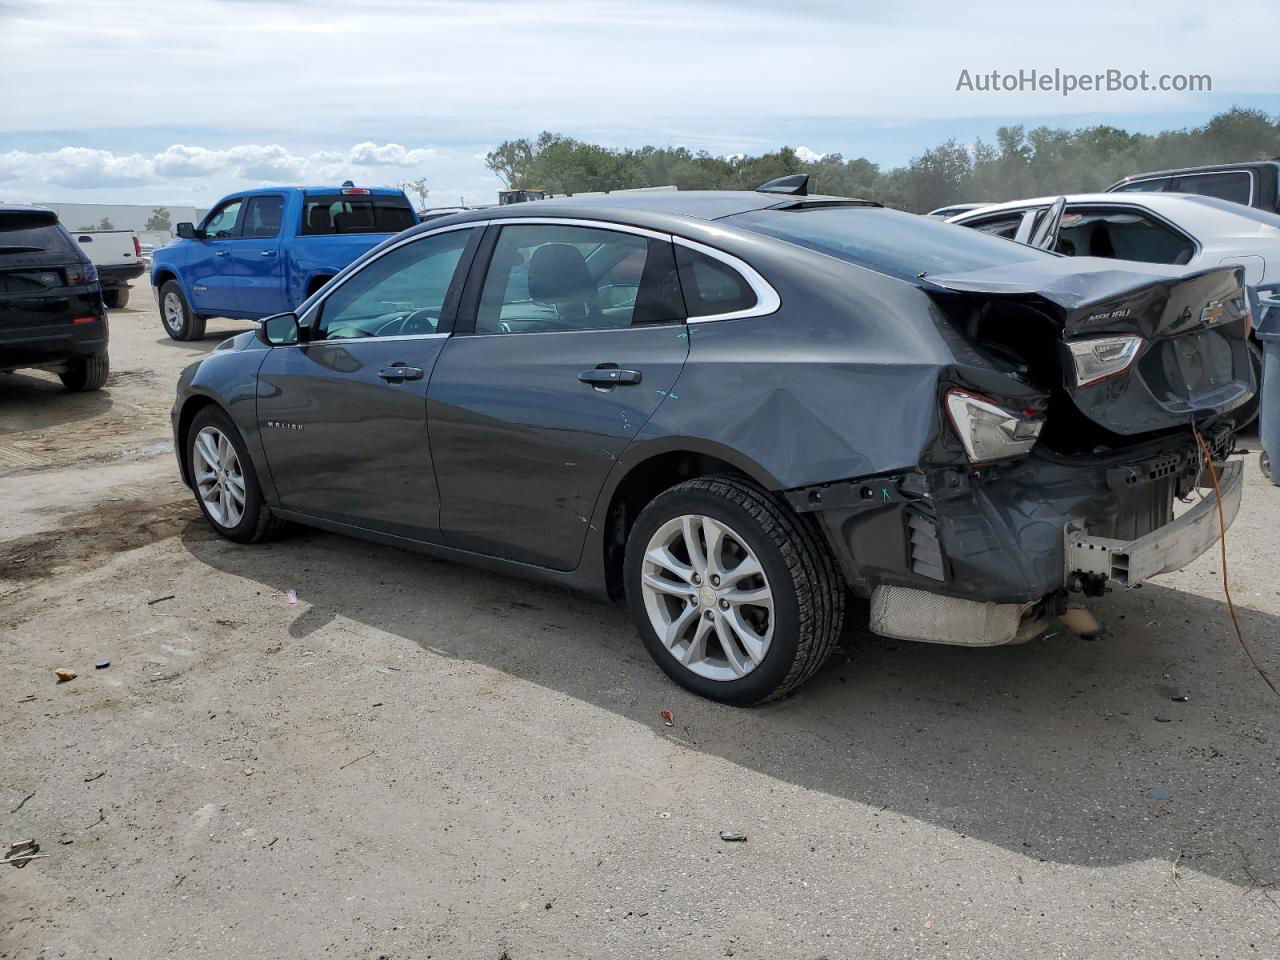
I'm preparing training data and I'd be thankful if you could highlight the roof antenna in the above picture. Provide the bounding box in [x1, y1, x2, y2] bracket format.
[756, 174, 809, 196]
[341, 179, 355, 187]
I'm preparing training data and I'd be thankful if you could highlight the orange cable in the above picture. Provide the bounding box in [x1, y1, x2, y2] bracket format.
[1194, 430, 1279, 699]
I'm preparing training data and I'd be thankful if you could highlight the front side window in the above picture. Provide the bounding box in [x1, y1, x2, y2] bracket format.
[1056, 207, 1195, 264]
[964, 212, 1026, 239]
[314, 229, 471, 340]
[726, 206, 1051, 282]
[1169, 172, 1252, 206]
[202, 199, 243, 239]
[474, 224, 683, 334]
[242, 195, 285, 239]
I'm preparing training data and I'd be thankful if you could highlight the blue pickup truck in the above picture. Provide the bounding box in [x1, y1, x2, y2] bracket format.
[150, 185, 417, 340]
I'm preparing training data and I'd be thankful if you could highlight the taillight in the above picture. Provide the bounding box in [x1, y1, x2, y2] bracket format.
[945, 389, 1043, 463]
[132, 235, 142, 257]
[67, 260, 98, 286]
[1066, 335, 1143, 386]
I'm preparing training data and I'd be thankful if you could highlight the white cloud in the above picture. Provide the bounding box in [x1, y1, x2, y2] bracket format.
[794, 146, 826, 162]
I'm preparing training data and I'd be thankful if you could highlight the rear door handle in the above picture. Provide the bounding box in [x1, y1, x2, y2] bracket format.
[215, 250, 229, 257]
[378, 365, 424, 383]
[259, 249, 276, 257]
[578, 368, 641, 386]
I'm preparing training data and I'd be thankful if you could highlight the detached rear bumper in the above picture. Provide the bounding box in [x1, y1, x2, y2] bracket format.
[790, 428, 1241, 645]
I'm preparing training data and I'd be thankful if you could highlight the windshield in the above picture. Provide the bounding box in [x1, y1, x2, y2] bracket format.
[724, 206, 1052, 281]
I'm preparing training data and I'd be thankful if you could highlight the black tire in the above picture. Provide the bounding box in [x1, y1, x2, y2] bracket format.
[103, 286, 129, 309]
[160, 280, 205, 341]
[185, 406, 284, 543]
[623, 476, 845, 706]
[59, 350, 109, 392]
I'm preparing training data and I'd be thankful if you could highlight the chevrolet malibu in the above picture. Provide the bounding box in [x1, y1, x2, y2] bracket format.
[172, 182, 1252, 705]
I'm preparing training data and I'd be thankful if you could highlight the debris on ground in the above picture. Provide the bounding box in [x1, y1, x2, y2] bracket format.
[3, 840, 46, 868]
[660, 709, 674, 726]
[146, 594, 175, 606]
[54, 668, 77, 683]
[10, 790, 35, 813]
[95, 660, 110, 670]
[719, 831, 748, 842]
[1172, 695, 1189, 702]
[287, 588, 298, 605]
[83, 771, 105, 783]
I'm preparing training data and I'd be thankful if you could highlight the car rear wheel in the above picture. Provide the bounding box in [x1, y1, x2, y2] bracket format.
[186, 407, 282, 543]
[160, 280, 205, 341]
[59, 351, 109, 392]
[624, 476, 845, 705]
[103, 286, 129, 309]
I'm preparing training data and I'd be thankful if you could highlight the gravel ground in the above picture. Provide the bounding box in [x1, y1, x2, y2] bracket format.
[1, 290, 1278, 959]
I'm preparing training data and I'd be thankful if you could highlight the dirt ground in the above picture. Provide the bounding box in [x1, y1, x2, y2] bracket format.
[2, 288, 1279, 960]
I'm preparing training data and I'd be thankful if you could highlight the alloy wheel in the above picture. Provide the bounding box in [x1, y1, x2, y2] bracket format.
[639, 514, 774, 680]
[163, 292, 184, 333]
[193, 425, 246, 528]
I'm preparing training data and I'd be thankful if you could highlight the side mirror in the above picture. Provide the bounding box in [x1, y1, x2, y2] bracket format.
[175, 222, 196, 240]
[257, 312, 300, 346]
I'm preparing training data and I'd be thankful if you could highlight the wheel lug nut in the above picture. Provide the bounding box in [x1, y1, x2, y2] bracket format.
[719, 598, 729, 609]
[692, 574, 701, 585]
[703, 610, 713, 621]
[711, 575, 720, 586]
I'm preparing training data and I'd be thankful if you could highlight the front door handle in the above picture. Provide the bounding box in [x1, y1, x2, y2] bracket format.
[578, 367, 641, 386]
[215, 250, 229, 257]
[259, 249, 276, 257]
[378, 365, 424, 383]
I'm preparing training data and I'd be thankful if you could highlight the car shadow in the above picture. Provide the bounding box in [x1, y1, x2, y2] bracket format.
[0, 369, 114, 434]
[151, 325, 255, 357]
[181, 522, 1280, 891]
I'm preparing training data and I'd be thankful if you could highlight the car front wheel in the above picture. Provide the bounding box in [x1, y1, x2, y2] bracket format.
[624, 476, 845, 705]
[186, 406, 282, 543]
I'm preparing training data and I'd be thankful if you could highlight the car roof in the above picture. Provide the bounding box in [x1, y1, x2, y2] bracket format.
[1111, 160, 1277, 184]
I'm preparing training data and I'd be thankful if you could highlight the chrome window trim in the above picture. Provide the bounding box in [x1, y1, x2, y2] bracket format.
[299, 214, 782, 332]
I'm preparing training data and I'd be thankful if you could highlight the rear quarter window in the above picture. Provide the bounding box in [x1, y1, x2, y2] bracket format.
[726, 206, 1050, 282]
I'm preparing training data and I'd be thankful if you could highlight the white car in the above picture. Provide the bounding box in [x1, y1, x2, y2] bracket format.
[948, 192, 1279, 423]
[946, 192, 1280, 289]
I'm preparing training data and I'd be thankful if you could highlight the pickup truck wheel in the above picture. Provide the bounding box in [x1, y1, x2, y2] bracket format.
[59, 350, 110, 392]
[103, 286, 129, 309]
[186, 406, 283, 543]
[624, 476, 845, 706]
[160, 280, 205, 341]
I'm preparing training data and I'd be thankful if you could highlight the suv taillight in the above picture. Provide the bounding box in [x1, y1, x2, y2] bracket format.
[132, 235, 142, 258]
[66, 260, 98, 286]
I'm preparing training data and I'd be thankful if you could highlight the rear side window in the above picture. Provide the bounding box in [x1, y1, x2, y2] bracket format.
[1169, 172, 1252, 206]
[726, 206, 1050, 282]
[300, 197, 416, 235]
[674, 245, 757, 317]
[0, 210, 76, 255]
[963, 212, 1025, 239]
[474, 224, 684, 334]
[242, 195, 285, 239]
[1056, 207, 1195, 264]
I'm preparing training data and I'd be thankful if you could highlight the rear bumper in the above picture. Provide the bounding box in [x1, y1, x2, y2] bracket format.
[97, 263, 146, 286]
[0, 321, 108, 371]
[793, 427, 1240, 644]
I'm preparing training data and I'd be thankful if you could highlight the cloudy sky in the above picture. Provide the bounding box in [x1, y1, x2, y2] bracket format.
[1, 0, 1276, 207]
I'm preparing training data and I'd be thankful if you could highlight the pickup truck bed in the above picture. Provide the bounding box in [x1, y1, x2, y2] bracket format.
[67, 229, 144, 308]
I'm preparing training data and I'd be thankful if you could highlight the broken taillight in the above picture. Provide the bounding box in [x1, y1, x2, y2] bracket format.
[945, 389, 1043, 463]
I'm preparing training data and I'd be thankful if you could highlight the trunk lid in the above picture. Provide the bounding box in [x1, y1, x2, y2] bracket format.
[924, 257, 1254, 444]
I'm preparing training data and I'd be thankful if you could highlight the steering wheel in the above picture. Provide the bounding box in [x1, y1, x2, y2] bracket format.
[372, 308, 440, 337]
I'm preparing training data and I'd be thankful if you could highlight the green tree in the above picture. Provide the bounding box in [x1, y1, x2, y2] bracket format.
[97, 217, 114, 230]
[144, 207, 171, 231]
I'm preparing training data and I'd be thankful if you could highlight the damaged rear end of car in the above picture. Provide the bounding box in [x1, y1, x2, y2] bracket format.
[728, 207, 1253, 647]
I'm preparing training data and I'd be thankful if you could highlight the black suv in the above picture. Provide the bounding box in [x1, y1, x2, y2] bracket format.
[0, 207, 109, 391]
[1108, 160, 1280, 213]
